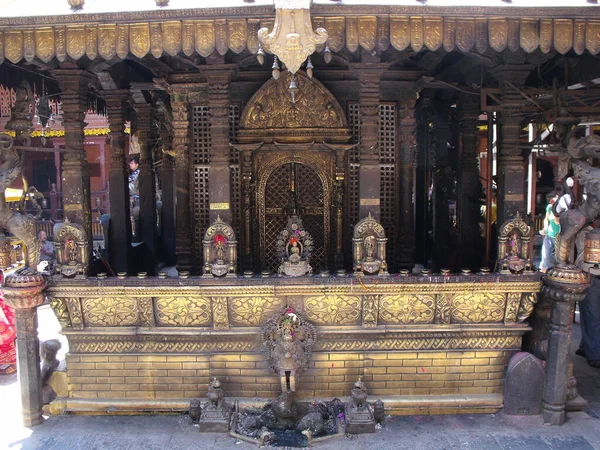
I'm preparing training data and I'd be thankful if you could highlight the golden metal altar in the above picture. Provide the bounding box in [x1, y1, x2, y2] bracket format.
[47, 274, 540, 416]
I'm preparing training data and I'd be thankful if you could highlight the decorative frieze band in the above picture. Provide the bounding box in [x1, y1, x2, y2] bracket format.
[1, 17, 599, 64]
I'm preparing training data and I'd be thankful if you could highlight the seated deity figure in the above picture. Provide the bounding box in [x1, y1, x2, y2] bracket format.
[353, 214, 388, 276]
[497, 213, 533, 274]
[53, 219, 88, 278]
[202, 216, 237, 277]
[277, 215, 313, 277]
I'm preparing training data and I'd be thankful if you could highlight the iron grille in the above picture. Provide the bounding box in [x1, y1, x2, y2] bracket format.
[347, 102, 361, 261]
[229, 104, 241, 252]
[191, 106, 211, 164]
[193, 164, 210, 266]
[379, 103, 398, 270]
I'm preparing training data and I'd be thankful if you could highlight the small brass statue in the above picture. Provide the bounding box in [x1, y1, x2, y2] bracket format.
[53, 219, 88, 278]
[353, 213, 388, 276]
[277, 215, 313, 277]
[497, 213, 533, 274]
[202, 216, 237, 277]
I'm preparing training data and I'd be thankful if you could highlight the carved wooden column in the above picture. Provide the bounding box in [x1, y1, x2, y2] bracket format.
[53, 69, 94, 257]
[492, 66, 531, 226]
[170, 89, 193, 271]
[104, 90, 132, 274]
[204, 66, 235, 224]
[456, 94, 483, 271]
[398, 93, 418, 268]
[133, 102, 158, 272]
[1, 274, 47, 426]
[351, 64, 386, 220]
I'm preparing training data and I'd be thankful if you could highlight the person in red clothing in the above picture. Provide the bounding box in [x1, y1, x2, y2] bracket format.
[0, 271, 16, 375]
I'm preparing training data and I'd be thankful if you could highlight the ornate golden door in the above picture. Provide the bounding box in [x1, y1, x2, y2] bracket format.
[262, 162, 326, 272]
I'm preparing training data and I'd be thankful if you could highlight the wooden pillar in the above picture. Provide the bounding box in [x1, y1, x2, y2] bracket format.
[52, 69, 93, 259]
[351, 64, 386, 220]
[133, 102, 158, 274]
[456, 94, 483, 272]
[104, 90, 132, 274]
[170, 90, 193, 271]
[398, 93, 418, 268]
[204, 66, 235, 224]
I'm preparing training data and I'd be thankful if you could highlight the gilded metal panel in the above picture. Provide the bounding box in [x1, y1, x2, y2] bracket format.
[182, 21, 194, 56]
[227, 19, 246, 54]
[504, 292, 521, 324]
[155, 296, 211, 326]
[229, 296, 284, 326]
[554, 19, 573, 55]
[540, 19, 553, 54]
[66, 26, 85, 60]
[520, 19, 538, 54]
[246, 19, 260, 54]
[362, 294, 379, 327]
[574, 19, 586, 55]
[150, 23, 163, 58]
[325, 17, 344, 52]
[358, 16, 376, 51]
[195, 20, 215, 57]
[377, 15, 390, 51]
[130, 23, 150, 59]
[138, 297, 155, 327]
[82, 297, 138, 327]
[507, 18, 519, 52]
[162, 21, 182, 56]
[34, 28, 55, 63]
[346, 17, 359, 52]
[98, 25, 117, 60]
[424, 17, 442, 52]
[443, 18, 456, 52]
[23, 30, 35, 62]
[410, 16, 423, 52]
[66, 298, 84, 329]
[55, 27, 66, 62]
[85, 26, 98, 60]
[116, 24, 129, 59]
[586, 20, 600, 55]
[452, 293, 505, 324]
[475, 18, 487, 53]
[435, 293, 452, 324]
[212, 297, 230, 330]
[488, 18, 507, 52]
[0, 32, 5, 64]
[214, 19, 228, 56]
[6, 30, 24, 63]
[304, 295, 361, 325]
[390, 16, 410, 51]
[379, 294, 435, 325]
[456, 19, 474, 52]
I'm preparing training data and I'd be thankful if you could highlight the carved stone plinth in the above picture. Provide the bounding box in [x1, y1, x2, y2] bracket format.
[541, 265, 589, 426]
[1, 273, 47, 427]
[345, 379, 375, 434]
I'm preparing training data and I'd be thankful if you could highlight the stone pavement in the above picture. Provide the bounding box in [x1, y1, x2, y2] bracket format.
[3, 306, 600, 450]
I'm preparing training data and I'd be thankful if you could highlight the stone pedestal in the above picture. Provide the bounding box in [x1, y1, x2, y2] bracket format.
[1, 273, 47, 426]
[541, 265, 589, 425]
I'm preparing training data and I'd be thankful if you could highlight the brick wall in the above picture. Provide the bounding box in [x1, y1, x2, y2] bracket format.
[66, 350, 512, 402]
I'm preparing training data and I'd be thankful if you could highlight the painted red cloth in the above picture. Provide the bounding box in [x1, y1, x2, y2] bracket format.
[0, 297, 16, 365]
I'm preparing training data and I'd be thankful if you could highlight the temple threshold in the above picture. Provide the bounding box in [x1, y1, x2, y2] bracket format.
[47, 273, 539, 416]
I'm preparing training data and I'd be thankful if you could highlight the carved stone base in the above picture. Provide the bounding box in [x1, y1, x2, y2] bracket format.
[344, 403, 375, 434]
[199, 404, 231, 433]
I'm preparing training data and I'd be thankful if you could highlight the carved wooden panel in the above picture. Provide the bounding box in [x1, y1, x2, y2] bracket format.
[155, 296, 211, 326]
[379, 294, 435, 324]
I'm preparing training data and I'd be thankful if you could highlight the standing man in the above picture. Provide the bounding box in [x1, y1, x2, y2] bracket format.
[540, 192, 560, 273]
[128, 155, 140, 241]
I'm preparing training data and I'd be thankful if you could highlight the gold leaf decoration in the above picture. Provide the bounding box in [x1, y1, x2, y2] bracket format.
[66, 26, 85, 60]
[507, 18, 519, 52]
[410, 16, 423, 52]
[574, 19, 585, 56]
[325, 17, 345, 52]
[586, 20, 600, 55]
[182, 20, 194, 56]
[246, 19, 260, 54]
[229, 296, 284, 326]
[424, 17, 442, 52]
[98, 25, 116, 60]
[456, 19, 474, 52]
[304, 295, 361, 325]
[443, 18, 456, 52]
[23, 30, 35, 63]
[228, 19, 246, 54]
[86, 26, 98, 61]
[6, 30, 23, 64]
[488, 18, 507, 52]
[130, 23, 150, 59]
[116, 24, 129, 59]
[0, 32, 4, 64]
[540, 19, 553, 54]
[155, 296, 211, 326]
[391, 16, 410, 51]
[358, 16, 376, 51]
[195, 20, 215, 57]
[35, 28, 55, 63]
[55, 27, 66, 62]
[212, 297, 230, 330]
[519, 19, 538, 54]
[82, 297, 138, 327]
[379, 294, 435, 325]
[377, 15, 390, 51]
[150, 23, 162, 58]
[214, 19, 228, 56]
[475, 18, 488, 53]
[554, 19, 573, 55]
[346, 17, 359, 52]
[451, 293, 505, 323]
[162, 21, 182, 56]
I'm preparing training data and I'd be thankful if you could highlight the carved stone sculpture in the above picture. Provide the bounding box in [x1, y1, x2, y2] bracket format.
[352, 213, 388, 276]
[262, 307, 316, 392]
[53, 219, 88, 278]
[496, 213, 533, 274]
[202, 216, 237, 277]
[41, 339, 62, 404]
[345, 378, 376, 434]
[277, 215, 313, 277]
[189, 398, 201, 425]
[199, 378, 231, 432]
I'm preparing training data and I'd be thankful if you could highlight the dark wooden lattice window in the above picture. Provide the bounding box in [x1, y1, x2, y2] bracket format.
[229, 104, 241, 250]
[379, 103, 398, 270]
[347, 102, 361, 258]
[191, 105, 211, 268]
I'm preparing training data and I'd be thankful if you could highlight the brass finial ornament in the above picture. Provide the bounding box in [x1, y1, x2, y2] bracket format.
[258, 0, 328, 78]
[67, 0, 84, 10]
[155, 0, 169, 5]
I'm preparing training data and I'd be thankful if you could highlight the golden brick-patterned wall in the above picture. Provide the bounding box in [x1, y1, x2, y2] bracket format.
[66, 350, 512, 404]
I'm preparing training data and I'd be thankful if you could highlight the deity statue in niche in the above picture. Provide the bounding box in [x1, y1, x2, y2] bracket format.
[497, 213, 533, 274]
[202, 216, 237, 277]
[277, 215, 313, 277]
[53, 219, 88, 278]
[352, 214, 388, 276]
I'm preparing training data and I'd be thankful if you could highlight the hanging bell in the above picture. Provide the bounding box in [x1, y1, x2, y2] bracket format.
[323, 43, 332, 64]
[257, 45, 265, 65]
[272, 56, 281, 80]
[306, 56, 314, 79]
[289, 75, 297, 104]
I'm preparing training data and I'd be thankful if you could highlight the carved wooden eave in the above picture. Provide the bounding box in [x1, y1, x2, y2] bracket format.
[0, 11, 600, 65]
